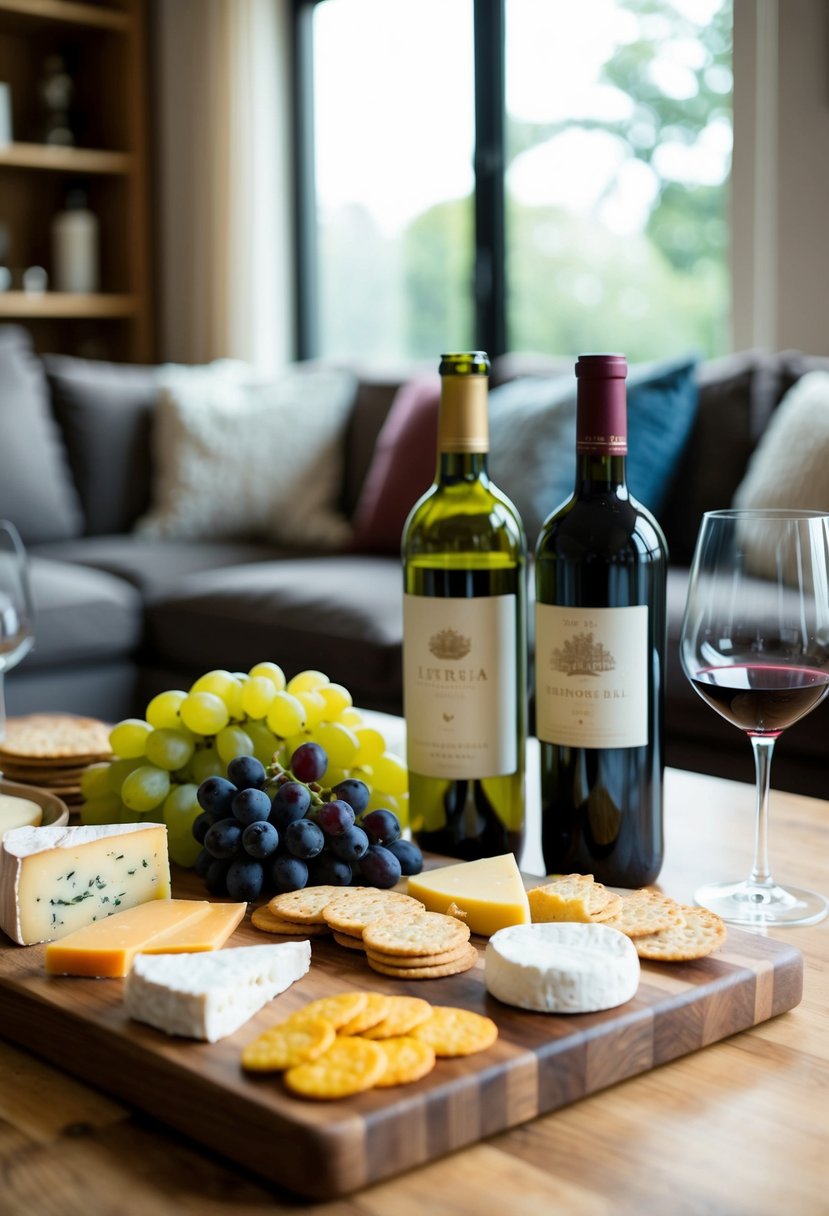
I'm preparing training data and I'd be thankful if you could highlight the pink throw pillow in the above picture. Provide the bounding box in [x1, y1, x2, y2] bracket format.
[350, 376, 440, 554]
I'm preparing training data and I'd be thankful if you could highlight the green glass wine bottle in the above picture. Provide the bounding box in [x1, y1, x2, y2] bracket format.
[401, 352, 527, 862]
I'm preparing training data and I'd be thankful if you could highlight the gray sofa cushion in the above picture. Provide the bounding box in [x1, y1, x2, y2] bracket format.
[24, 556, 143, 669]
[0, 327, 84, 544]
[43, 354, 160, 536]
[146, 556, 403, 710]
[30, 536, 292, 598]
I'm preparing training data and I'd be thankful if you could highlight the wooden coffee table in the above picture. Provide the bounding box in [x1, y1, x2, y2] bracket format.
[1, 764, 826, 1214]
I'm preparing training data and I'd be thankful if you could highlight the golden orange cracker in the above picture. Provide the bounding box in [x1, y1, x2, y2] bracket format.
[283, 1036, 387, 1099]
[411, 1006, 498, 1057]
[287, 992, 368, 1030]
[360, 995, 434, 1039]
[373, 1036, 436, 1087]
[339, 993, 391, 1035]
[242, 1016, 335, 1072]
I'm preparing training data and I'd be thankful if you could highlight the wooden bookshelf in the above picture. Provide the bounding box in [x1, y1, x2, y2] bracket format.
[0, 0, 152, 361]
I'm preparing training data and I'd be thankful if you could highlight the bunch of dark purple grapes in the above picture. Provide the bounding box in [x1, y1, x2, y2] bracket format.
[192, 741, 423, 902]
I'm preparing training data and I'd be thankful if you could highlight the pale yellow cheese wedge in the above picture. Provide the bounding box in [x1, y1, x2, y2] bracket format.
[142, 901, 246, 955]
[44, 899, 243, 978]
[407, 853, 530, 937]
[0, 793, 43, 834]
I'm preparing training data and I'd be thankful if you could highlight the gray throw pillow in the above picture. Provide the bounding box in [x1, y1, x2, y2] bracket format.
[0, 327, 84, 544]
[44, 354, 160, 536]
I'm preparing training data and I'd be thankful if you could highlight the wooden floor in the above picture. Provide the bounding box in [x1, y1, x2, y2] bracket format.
[1, 766, 827, 1215]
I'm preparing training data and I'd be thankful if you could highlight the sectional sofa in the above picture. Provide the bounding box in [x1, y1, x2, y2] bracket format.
[2, 324, 828, 797]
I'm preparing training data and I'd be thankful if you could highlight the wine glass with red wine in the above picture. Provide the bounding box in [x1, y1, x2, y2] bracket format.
[680, 508, 829, 926]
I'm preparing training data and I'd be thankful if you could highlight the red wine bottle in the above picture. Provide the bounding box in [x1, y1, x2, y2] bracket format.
[534, 354, 667, 887]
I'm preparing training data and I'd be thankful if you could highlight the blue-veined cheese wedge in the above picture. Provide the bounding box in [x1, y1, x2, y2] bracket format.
[0, 822, 171, 945]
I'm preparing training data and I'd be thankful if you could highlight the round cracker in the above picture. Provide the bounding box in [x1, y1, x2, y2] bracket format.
[363, 911, 470, 958]
[332, 929, 366, 950]
[372, 1036, 436, 1087]
[268, 885, 353, 923]
[287, 992, 368, 1030]
[339, 993, 391, 1035]
[359, 996, 433, 1039]
[241, 1015, 335, 1072]
[322, 889, 425, 936]
[283, 1036, 387, 1099]
[411, 1005, 498, 1057]
[634, 905, 727, 961]
[600, 890, 684, 938]
[365, 941, 472, 969]
[367, 942, 479, 981]
[0, 713, 112, 760]
[250, 905, 329, 937]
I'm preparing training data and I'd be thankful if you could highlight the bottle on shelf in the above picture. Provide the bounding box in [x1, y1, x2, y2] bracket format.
[401, 351, 527, 862]
[534, 353, 668, 887]
[51, 185, 100, 294]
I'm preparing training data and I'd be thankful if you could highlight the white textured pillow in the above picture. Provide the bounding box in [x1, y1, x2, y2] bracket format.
[733, 371, 829, 513]
[732, 370, 829, 584]
[136, 361, 357, 548]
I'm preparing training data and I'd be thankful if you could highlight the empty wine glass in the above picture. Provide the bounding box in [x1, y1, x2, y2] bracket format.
[0, 520, 34, 741]
[680, 508, 829, 926]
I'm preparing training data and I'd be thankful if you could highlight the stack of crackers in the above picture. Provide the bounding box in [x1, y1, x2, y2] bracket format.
[252, 885, 479, 980]
[242, 991, 498, 1099]
[528, 875, 727, 961]
[0, 713, 112, 808]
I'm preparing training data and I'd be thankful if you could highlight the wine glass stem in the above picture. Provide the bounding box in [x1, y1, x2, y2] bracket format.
[749, 735, 775, 887]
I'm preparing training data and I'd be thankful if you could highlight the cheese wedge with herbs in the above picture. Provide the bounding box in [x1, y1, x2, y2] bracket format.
[125, 941, 312, 1041]
[407, 853, 531, 936]
[0, 793, 43, 835]
[0, 822, 170, 946]
[44, 898, 247, 978]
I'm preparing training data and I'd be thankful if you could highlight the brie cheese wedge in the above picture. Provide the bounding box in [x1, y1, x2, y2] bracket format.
[124, 941, 312, 1041]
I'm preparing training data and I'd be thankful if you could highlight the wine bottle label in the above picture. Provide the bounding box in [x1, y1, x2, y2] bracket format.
[535, 604, 648, 748]
[403, 593, 517, 778]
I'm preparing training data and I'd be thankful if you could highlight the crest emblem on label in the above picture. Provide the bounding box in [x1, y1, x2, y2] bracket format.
[428, 628, 471, 660]
[550, 631, 616, 676]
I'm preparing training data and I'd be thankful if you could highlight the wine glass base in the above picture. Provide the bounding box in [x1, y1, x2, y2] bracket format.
[695, 879, 828, 927]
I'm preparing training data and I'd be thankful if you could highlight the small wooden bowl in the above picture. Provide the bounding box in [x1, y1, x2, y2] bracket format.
[0, 778, 70, 827]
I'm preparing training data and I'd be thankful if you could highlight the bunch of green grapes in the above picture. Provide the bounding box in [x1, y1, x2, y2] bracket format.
[79, 663, 408, 868]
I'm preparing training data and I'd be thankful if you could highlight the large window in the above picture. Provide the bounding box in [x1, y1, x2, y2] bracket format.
[295, 0, 732, 363]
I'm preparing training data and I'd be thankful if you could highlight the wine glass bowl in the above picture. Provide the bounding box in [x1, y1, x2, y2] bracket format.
[0, 520, 34, 741]
[680, 508, 829, 926]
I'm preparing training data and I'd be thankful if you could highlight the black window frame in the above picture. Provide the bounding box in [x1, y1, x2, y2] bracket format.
[291, 0, 507, 361]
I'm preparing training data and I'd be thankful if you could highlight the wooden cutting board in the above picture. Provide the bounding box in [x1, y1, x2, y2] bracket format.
[0, 870, 803, 1201]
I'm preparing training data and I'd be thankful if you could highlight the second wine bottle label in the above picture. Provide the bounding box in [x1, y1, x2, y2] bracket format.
[535, 603, 648, 748]
[404, 593, 517, 779]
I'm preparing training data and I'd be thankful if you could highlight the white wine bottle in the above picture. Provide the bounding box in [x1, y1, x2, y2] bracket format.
[534, 353, 668, 887]
[402, 351, 526, 861]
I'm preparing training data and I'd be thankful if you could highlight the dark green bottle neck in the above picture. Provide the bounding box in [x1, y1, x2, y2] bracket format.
[575, 452, 628, 496]
[438, 450, 489, 485]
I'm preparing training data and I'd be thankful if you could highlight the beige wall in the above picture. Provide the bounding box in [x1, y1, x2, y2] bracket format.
[732, 0, 829, 354]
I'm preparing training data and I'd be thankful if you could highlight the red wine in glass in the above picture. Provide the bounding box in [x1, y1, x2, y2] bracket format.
[690, 664, 829, 736]
[680, 508, 829, 926]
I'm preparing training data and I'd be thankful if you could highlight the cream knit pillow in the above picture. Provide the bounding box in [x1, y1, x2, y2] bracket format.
[136, 361, 356, 548]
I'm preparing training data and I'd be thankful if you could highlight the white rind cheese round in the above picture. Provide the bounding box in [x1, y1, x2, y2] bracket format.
[485, 922, 640, 1013]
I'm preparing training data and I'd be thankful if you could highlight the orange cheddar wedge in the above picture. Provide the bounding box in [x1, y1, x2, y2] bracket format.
[44, 899, 218, 978]
[142, 901, 246, 955]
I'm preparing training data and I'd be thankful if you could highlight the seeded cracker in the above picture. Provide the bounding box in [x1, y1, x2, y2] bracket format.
[599, 889, 685, 938]
[322, 888, 426, 937]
